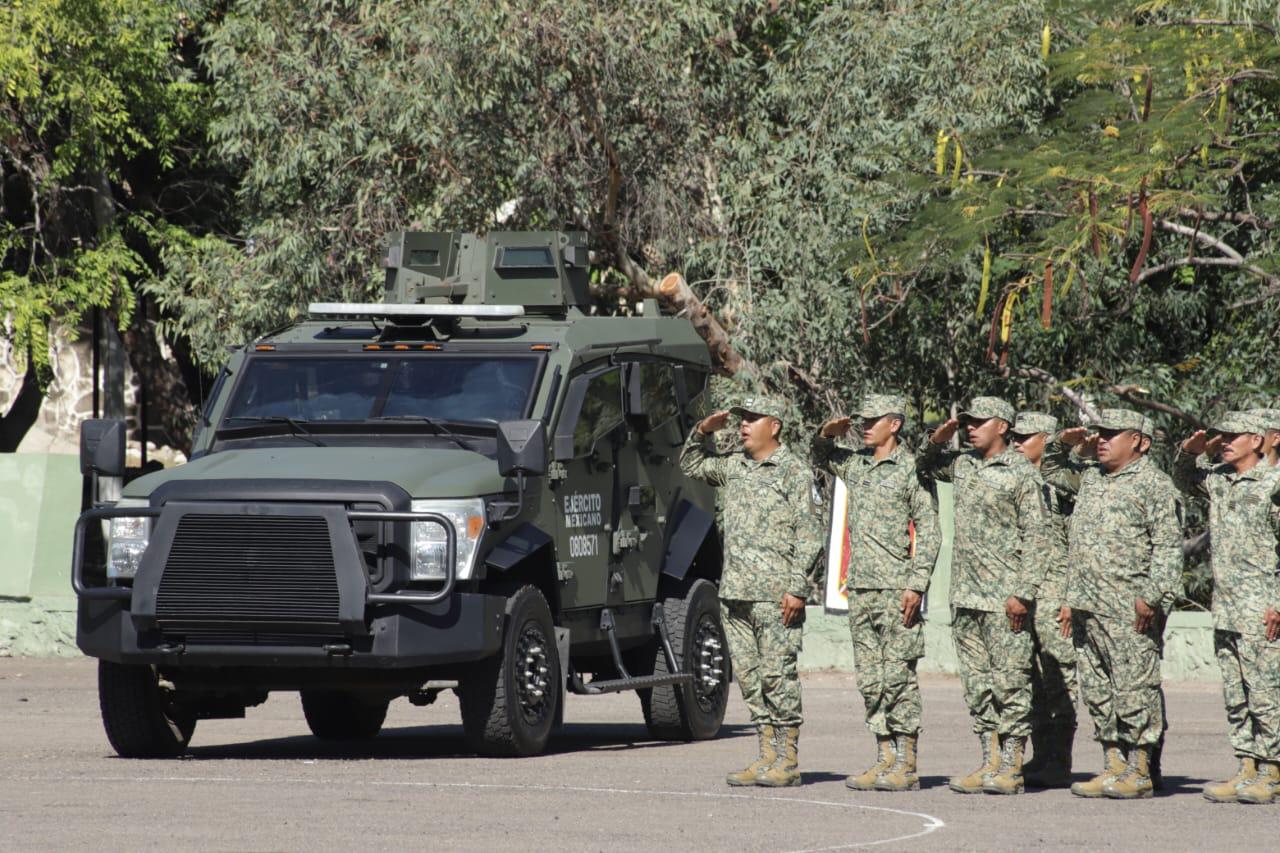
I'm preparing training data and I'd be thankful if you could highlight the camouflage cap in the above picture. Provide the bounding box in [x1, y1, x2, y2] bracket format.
[959, 396, 1015, 424]
[1247, 408, 1280, 432]
[1211, 410, 1266, 436]
[729, 393, 787, 421]
[1092, 408, 1147, 434]
[1011, 411, 1058, 436]
[857, 393, 907, 420]
[1140, 416, 1157, 439]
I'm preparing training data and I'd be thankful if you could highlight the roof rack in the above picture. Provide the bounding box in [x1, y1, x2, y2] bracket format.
[308, 303, 526, 320]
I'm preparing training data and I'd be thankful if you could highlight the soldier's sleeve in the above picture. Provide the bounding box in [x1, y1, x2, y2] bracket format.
[810, 432, 854, 479]
[679, 425, 731, 486]
[1011, 469, 1053, 602]
[906, 463, 940, 593]
[1140, 485, 1184, 613]
[1040, 438, 1083, 495]
[1171, 449, 1210, 499]
[915, 439, 958, 484]
[785, 464, 823, 599]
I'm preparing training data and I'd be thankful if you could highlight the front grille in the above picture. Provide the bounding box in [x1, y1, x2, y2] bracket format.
[155, 513, 340, 630]
[179, 630, 343, 647]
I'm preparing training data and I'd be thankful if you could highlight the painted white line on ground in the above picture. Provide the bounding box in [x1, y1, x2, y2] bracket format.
[27, 774, 946, 850]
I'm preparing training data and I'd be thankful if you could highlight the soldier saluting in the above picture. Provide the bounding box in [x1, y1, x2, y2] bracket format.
[812, 393, 940, 792]
[680, 393, 821, 788]
[1042, 410, 1183, 800]
[917, 396, 1052, 796]
[1174, 412, 1280, 805]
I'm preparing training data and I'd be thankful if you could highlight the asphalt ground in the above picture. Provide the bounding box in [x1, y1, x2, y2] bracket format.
[0, 658, 1271, 852]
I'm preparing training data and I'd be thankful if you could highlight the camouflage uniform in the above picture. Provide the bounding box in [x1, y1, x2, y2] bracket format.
[1251, 408, 1280, 467]
[811, 394, 940, 739]
[1040, 411, 1183, 751]
[1173, 412, 1280, 769]
[916, 398, 1052, 740]
[679, 400, 821, 730]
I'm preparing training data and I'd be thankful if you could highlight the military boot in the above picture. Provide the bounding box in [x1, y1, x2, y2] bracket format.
[1103, 745, 1154, 799]
[726, 724, 776, 786]
[757, 726, 801, 787]
[1203, 756, 1257, 803]
[1236, 760, 1279, 805]
[846, 735, 894, 791]
[983, 736, 1027, 795]
[1149, 738, 1165, 791]
[1070, 742, 1127, 798]
[1027, 724, 1074, 789]
[1021, 726, 1050, 780]
[948, 730, 1001, 793]
[873, 734, 919, 791]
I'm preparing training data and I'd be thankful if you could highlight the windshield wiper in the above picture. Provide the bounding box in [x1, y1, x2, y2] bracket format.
[372, 415, 474, 452]
[219, 415, 325, 446]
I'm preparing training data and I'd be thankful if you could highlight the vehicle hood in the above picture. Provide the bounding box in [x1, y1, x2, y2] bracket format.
[124, 446, 507, 500]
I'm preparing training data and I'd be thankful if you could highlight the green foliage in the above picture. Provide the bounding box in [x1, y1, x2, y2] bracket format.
[0, 0, 212, 371]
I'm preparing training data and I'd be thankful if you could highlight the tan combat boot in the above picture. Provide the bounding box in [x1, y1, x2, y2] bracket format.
[1070, 742, 1127, 798]
[757, 726, 801, 787]
[1203, 756, 1257, 803]
[983, 735, 1027, 795]
[1236, 760, 1279, 805]
[726, 724, 776, 786]
[846, 735, 894, 791]
[873, 733, 920, 791]
[1103, 745, 1154, 799]
[948, 730, 1001, 793]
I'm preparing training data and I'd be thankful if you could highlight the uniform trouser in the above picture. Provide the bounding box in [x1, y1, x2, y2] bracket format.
[720, 598, 803, 727]
[848, 587, 924, 735]
[1029, 600, 1077, 730]
[1215, 629, 1280, 762]
[1073, 610, 1164, 747]
[952, 607, 1034, 737]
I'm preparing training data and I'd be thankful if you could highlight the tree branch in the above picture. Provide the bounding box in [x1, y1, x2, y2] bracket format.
[1110, 385, 1206, 429]
[997, 364, 1101, 423]
[1159, 19, 1275, 36]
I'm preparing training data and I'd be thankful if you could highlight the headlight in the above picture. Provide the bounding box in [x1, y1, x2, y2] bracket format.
[107, 499, 151, 579]
[410, 499, 485, 581]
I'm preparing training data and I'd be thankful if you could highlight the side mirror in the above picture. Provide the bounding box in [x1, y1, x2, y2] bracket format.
[497, 420, 547, 478]
[80, 419, 126, 476]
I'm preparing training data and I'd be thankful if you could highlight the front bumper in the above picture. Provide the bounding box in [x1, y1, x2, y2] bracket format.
[77, 592, 506, 668]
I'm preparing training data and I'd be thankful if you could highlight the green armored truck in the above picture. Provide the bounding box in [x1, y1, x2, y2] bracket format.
[72, 231, 729, 757]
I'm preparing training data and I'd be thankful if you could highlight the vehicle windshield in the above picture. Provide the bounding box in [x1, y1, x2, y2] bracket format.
[221, 354, 541, 426]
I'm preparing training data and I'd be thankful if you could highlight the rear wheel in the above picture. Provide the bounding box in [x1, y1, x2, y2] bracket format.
[300, 691, 389, 740]
[98, 661, 197, 758]
[459, 585, 560, 756]
[640, 578, 729, 740]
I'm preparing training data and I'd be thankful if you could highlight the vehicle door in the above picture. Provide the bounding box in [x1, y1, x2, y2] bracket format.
[550, 364, 624, 608]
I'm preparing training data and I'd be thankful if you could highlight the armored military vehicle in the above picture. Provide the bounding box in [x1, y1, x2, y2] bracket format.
[72, 231, 729, 757]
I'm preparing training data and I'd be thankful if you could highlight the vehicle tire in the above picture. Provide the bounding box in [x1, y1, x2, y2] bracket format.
[300, 691, 389, 740]
[97, 660, 197, 758]
[458, 585, 560, 756]
[640, 578, 730, 740]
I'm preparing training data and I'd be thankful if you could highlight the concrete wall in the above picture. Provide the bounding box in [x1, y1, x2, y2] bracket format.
[0, 453, 80, 656]
[799, 482, 1220, 682]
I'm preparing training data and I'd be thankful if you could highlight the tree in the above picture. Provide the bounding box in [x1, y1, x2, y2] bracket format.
[1, 0, 219, 450]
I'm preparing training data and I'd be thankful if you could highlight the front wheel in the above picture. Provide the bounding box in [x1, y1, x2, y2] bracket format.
[640, 578, 730, 740]
[98, 661, 197, 758]
[458, 585, 560, 756]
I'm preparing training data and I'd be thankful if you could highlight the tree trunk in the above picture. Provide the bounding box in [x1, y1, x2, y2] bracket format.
[0, 361, 44, 452]
[123, 320, 197, 457]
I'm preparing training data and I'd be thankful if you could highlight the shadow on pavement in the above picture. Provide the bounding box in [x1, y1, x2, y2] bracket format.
[169, 721, 755, 761]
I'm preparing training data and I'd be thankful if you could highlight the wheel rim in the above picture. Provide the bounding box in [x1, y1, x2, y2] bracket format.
[692, 614, 727, 713]
[515, 622, 552, 725]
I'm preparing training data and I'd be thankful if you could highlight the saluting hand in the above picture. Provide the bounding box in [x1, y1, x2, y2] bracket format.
[1181, 430, 1208, 455]
[1060, 427, 1088, 447]
[1057, 606, 1072, 639]
[930, 418, 960, 445]
[821, 416, 853, 438]
[1265, 607, 1280, 643]
[698, 411, 730, 435]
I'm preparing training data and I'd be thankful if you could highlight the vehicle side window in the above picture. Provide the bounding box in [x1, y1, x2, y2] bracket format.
[573, 369, 624, 457]
[640, 363, 679, 430]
